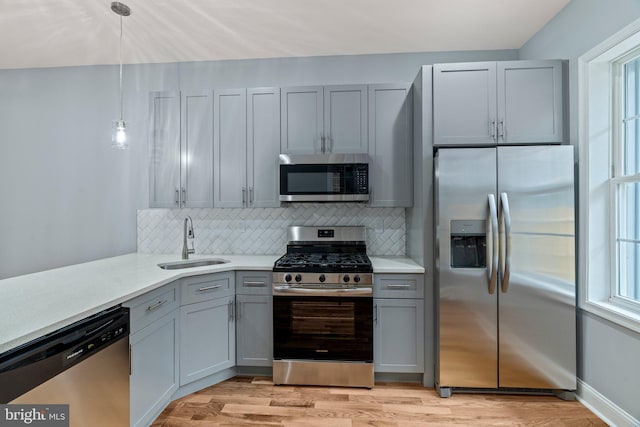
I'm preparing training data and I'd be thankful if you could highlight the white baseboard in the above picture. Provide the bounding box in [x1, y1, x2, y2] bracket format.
[577, 379, 639, 427]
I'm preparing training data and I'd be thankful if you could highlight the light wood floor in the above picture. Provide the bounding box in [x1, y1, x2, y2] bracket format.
[151, 377, 606, 426]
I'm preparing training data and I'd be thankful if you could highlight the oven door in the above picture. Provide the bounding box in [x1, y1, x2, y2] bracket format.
[273, 294, 373, 362]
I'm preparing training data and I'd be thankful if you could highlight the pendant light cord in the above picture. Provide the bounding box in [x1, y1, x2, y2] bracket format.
[119, 14, 124, 121]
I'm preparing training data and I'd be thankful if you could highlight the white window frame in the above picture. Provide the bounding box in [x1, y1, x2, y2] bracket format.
[579, 17, 640, 334]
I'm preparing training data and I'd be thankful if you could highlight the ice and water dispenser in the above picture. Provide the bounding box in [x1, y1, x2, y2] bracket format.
[450, 220, 486, 268]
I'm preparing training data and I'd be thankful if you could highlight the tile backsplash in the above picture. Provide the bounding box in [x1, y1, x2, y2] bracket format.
[137, 204, 405, 256]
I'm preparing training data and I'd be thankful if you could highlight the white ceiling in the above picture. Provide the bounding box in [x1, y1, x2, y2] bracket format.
[0, 0, 570, 70]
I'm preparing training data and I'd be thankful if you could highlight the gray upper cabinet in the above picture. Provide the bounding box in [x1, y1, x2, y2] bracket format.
[368, 83, 413, 207]
[433, 60, 563, 146]
[281, 85, 368, 154]
[433, 62, 497, 146]
[247, 88, 281, 208]
[149, 91, 181, 208]
[497, 61, 563, 144]
[281, 86, 323, 154]
[214, 88, 280, 208]
[214, 89, 247, 208]
[323, 85, 368, 153]
[149, 90, 213, 208]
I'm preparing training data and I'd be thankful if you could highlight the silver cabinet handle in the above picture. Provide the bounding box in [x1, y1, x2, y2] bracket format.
[181, 187, 186, 207]
[229, 299, 234, 322]
[374, 303, 379, 326]
[327, 135, 333, 153]
[249, 187, 254, 205]
[321, 135, 325, 153]
[175, 188, 180, 207]
[197, 284, 222, 292]
[146, 299, 167, 312]
[498, 119, 505, 140]
[243, 281, 266, 287]
[236, 300, 241, 321]
[490, 119, 496, 141]
[500, 192, 512, 293]
[242, 187, 246, 207]
[386, 284, 412, 289]
[488, 194, 499, 295]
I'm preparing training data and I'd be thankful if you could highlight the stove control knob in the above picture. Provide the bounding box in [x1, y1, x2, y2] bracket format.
[353, 275, 361, 283]
[284, 274, 292, 282]
[343, 274, 350, 283]
[295, 274, 302, 283]
[319, 274, 326, 283]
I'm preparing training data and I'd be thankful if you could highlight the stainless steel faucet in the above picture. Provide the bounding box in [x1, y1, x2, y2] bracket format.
[182, 216, 195, 260]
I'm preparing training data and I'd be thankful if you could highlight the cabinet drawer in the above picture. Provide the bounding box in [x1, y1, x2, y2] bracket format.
[181, 272, 234, 305]
[235, 271, 272, 295]
[125, 282, 179, 334]
[374, 274, 424, 299]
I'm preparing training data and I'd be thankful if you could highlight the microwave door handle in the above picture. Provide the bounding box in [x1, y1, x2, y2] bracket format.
[487, 194, 499, 295]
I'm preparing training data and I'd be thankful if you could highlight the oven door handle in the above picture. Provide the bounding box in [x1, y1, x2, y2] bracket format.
[272, 286, 372, 297]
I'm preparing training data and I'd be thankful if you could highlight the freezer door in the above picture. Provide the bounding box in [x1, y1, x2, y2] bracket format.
[435, 148, 498, 389]
[497, 145, 576, 390]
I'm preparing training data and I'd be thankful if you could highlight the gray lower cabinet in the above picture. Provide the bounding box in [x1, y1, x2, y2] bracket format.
[179, 272, 236, 386]
[373, 274, 424, 373]
[235, 271, 272, 366]
[179, 295, 236, 385]
[368, 84, 413, 207]
[125, 282, 180, 427]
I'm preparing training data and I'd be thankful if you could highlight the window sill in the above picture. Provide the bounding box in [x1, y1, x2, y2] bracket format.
[581, 299, 640, 334]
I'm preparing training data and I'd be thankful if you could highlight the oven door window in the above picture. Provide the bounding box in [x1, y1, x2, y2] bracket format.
[273, 296, 373, 361]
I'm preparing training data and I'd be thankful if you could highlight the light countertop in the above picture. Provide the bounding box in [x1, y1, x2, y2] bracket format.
[0, 253, 424, 354]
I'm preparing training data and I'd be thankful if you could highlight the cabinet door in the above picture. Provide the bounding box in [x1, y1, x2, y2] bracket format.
[149, 91, 181, 208]
[236, 294, 273, 366]
[214, 89, 247, 207]
[179, 296, 235, 386]
[368, 84, 413, 207]
[280, 86, 323, 154]
[374, 298, 424, 373]
[433, 62, 497, 146]
[497, 60, 563, 144]
[247, 87, 280, 208]
[324, 85, 368, 153]
[181, 91, 213, 207]
[130, 310, 178, 427]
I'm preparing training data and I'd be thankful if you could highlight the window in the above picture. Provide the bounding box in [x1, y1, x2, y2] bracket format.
[613, 54, 640, 305]
[580, 18, 640, 333]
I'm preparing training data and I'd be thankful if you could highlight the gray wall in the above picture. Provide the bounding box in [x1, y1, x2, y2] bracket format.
[520, 0, 640, 420]
[0, 66, 146, 279]
[0, 49, 516, 280]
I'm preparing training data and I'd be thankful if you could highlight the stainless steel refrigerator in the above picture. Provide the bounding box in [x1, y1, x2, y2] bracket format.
[435, 145, 576, 398]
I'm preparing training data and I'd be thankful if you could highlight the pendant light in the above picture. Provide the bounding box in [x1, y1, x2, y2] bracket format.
[111, 2, 131, 149]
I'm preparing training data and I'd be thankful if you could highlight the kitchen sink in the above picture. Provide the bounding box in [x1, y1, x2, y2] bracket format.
[157, 258, 230, 270]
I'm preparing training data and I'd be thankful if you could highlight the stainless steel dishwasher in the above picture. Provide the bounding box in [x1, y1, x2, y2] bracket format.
[0, 306, 129, 427]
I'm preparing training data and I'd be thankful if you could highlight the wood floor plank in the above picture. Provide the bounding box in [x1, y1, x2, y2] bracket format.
[152, 377, 606, 426]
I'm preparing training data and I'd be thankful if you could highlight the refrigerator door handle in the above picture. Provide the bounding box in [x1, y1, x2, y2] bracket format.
[500, 192, 512, 293]
[487, 194, 499, 294]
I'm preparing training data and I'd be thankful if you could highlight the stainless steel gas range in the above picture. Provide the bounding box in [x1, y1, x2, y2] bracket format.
[272, 226, 374, 388]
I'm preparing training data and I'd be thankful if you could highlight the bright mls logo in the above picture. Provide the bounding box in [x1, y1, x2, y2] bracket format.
[0, 405, 68, 426]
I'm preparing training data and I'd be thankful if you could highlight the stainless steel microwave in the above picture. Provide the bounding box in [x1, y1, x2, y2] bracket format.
[279, 153, 369, 202]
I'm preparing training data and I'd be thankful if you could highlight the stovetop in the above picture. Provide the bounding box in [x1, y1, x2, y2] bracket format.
[273, 251, 373, 273]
